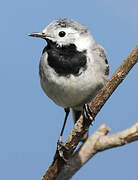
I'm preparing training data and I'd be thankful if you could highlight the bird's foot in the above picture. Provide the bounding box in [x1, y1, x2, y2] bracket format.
[54, 137, 69, 162]
[83, 104, 95, 126]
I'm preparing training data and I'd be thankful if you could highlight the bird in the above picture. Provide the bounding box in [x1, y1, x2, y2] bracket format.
[28, 18, 109, 144]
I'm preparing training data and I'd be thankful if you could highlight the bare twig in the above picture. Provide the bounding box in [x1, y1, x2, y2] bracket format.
[42, 46, 138, 180]
[56, 123, 138, 180]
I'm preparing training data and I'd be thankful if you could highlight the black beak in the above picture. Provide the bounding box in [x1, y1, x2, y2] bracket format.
[28, 32, 47, 39]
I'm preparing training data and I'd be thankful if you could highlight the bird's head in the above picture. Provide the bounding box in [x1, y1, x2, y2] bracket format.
[28, 18, 95, 51]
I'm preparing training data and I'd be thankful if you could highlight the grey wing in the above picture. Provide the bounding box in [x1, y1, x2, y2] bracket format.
[39, 60, 45, 80]
[92, 44, 109, 76]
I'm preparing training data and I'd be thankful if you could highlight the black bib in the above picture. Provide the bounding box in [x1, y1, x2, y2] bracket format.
[43, 40, 87, 76]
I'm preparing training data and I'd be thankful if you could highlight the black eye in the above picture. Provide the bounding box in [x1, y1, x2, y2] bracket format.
[58, 31, 66, 37]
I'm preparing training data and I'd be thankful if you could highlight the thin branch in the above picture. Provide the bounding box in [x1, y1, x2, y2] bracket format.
[42, 46, 138, 180]
[56, 123, 138, 180]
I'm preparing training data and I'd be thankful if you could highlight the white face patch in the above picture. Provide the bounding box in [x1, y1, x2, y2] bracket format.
[42, 21, 96, 51]
[74, 34, 95, 52]
[54, 27, 79, 46]
[42, 26, 86, 47]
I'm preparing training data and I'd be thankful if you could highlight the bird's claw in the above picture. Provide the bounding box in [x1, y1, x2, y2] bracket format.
[54, 139, 69, 162]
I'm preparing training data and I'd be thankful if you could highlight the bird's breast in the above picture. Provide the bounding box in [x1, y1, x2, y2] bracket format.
[39, 50, 105, 109]
[43, 42, 87, 76]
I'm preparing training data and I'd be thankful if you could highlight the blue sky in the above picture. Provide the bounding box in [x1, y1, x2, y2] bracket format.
[0, 0, 138, 179]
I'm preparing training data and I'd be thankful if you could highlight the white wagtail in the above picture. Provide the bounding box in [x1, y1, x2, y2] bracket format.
[29, 18, 109, 143]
